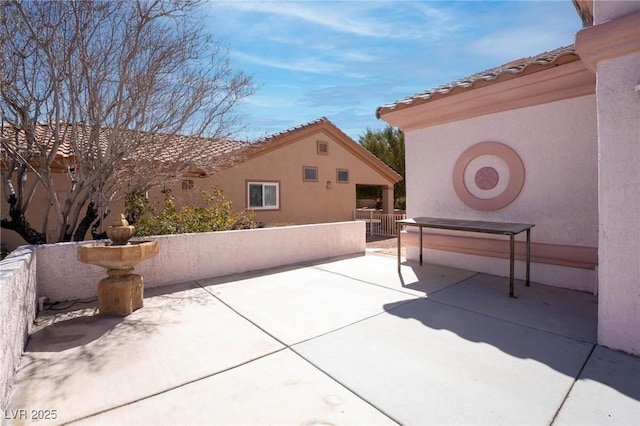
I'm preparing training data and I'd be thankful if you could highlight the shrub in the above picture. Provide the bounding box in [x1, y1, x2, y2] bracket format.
[125, 187, 256, 237]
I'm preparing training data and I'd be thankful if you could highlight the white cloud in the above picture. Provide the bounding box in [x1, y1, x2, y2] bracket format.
[231, 51, 339, 75]
[466, 25, 577, 63]
[207, 0, 584, 141]
[206, 1, 457, 40]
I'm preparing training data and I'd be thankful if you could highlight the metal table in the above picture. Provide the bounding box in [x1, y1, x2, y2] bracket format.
[397, 217, 534, 297]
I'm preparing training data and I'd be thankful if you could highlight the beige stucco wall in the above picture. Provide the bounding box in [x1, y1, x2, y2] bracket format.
[1, 173, 77, 251]
[163, 130, 396, 226]
[589, 2, 640, 355]
[403, 94, 598, 291]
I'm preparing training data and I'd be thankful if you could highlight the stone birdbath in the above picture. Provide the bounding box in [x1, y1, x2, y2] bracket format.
[77, 214, 159, 316]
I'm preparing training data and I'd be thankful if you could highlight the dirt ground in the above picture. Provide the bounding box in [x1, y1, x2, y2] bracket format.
[365, 234, 397, 248]
[365, 234, 404, 256]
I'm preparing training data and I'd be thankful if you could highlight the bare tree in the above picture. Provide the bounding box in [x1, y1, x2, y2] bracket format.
[0, 0, 253, 244]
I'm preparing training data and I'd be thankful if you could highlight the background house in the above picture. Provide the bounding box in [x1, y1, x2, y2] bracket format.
[165, 117, 402, 226]
[377, 0, 639, 356]
[0, 124, 249, 251]
[1, 118, 401, 250]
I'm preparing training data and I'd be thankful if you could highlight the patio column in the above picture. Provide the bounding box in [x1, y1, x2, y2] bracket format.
[576, 6, 640, 356]
[381, 185, 394, 214]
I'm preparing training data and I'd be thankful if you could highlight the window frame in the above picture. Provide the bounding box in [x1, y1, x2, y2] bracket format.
[317, 140, 329, 155]
[303, 166, 318, 182]
[181, 179, 194, 190]
[336, 169, 350, 184]
[247, 181, 280, 210]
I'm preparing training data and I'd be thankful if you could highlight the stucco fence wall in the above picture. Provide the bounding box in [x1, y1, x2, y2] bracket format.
[0, 221, 365, 408]
[0, 246, 37, 410]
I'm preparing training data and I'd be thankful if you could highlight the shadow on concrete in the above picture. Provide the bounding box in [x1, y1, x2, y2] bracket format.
[196, 252, 366, 288]
[27, 281, 212, 354]
[27, 314, 123, 352]
[383, 296, 639, 401]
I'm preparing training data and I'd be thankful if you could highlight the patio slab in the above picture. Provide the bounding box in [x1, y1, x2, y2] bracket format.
[294, 296, 595, 426]
[73, 349, 397, 425]
[199, 261, 424, 345]
[5, 282, 283, 425]
[553, 345, 640, 425]
[428, 273, 598, 342]
[314, 252, 477, 296]
[2, 253, 637, 425]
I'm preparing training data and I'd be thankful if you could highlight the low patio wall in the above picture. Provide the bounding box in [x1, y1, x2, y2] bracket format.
[37, 221, 366, 302]
[0, 246, 37, 409]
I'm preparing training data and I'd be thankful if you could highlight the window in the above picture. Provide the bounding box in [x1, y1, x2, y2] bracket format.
[248, 182, 279, 209]
[317, 140, 328, 155]
[303, 166, 318, 182]
[182, 179, 194, 190]
[336, 169, 349, 183]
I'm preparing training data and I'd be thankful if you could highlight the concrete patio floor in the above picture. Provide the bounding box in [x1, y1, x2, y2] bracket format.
[3, 252, 639, 425]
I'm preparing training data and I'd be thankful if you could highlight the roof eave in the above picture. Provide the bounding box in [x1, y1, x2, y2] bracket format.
[379, 59, 594, 132]
[239, 118, 402, 184]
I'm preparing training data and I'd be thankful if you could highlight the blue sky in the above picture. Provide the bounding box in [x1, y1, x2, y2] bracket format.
[203, 1, 584, 142]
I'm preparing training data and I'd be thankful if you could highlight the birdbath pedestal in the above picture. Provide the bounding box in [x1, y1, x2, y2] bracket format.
[77, 214, 158, 316]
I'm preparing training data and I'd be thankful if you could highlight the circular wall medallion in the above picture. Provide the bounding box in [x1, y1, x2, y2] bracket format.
[475, 167, 499, 190]
[453, 142, 525, 211]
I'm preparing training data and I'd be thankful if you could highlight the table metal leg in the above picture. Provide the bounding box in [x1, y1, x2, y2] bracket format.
[397, 223, 401, 273]
[419, 226, 423, 265]
[509, 234, 515, 297]
[526, 228, 531, 287]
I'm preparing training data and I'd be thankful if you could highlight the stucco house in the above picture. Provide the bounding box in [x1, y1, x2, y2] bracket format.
[377, 0, 639, 356]
[168, 117, 402, 226]
[1, 118, 401, 250]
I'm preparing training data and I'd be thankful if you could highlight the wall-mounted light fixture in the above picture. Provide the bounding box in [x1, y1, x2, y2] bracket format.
[326, 180, 332, 189]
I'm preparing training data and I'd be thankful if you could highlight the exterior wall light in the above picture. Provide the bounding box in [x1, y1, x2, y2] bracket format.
[326, 180, 332, 189]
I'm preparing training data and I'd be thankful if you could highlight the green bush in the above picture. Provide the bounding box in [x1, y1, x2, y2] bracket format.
[126, 187, 256, 237]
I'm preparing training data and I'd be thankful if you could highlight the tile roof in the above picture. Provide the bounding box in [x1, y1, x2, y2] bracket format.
[238, 117, 402, 184]
[251, 117, 329, 146]
[376, 45, 579, 118]
[2, 119, 402, 183]
[0, 123, 249, 167]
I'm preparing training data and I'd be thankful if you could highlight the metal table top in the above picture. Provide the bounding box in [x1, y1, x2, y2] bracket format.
[397, 217, 535, 235]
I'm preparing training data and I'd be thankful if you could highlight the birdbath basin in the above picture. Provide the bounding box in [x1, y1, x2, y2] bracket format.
[77, 214, 159, 316]
[77, 240, 159, 271]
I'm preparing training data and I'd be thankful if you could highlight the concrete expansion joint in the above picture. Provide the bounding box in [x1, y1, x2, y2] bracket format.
[549, 345, 597, 425]
[180, 279, 401, 424]
[66, 348, 289, 425]
[289, 347, 402, 425]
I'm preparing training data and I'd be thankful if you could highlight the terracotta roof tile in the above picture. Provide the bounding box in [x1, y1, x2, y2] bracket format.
[237, 117, 402, 184]
[252, 117, 329, 146]
[1, 123, 249, 167]
[376, 45, 579, 118]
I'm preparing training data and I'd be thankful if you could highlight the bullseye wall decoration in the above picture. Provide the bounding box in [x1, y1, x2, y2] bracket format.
[452, 142, 525, 211]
